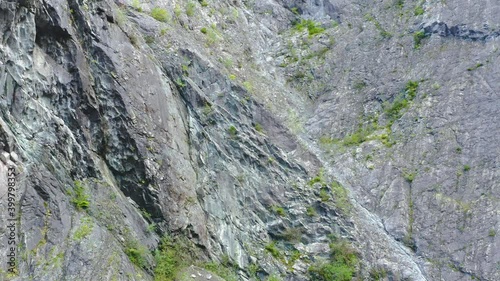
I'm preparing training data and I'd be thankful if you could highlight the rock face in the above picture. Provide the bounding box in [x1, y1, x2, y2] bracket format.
[0, 0, 498, 281]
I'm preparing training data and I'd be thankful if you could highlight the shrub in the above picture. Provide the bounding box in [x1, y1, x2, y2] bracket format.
[308, 262, 354, 281]
[228, 125, 237, 136]
[413, 30, 426, 49]
[186, 2, 196, 17]
[403, 171, 416, 183]
[405, 80, 419, 99]
[463, 165, 471, 171]
[151, 7, 170, 22]
[200, 0, 209, 7]
[125, 239, 148, 268]
[308, 239, 358, 281]
[71, 180, 90, 210]
[271, 205, 286, 216]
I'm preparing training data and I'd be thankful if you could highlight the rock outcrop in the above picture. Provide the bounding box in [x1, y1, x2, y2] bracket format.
[0, 0, 498, 280]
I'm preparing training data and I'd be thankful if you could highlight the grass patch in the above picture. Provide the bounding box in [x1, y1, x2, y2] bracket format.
[125, 239, 148, 269]
[293, 19, 325, 36]
[384, 80, 419, 123]
[403, 171, 416, 183]
[308, 238, 358, 281]
[200, 24, 222, 46]
[280, 228, 303, 243]
[330, 181, 351, 214]
[154, 236, 199, 280]
[254, 123, 264, 133]
[228, 125, 237, 136]
[73, 217, 93, 241]
[413, 30, 427, 49]
[186, 2, 196, 17]
[319, 188, 330, 202]
[132, 0, 142, 12]
[271, 205, 286, 216]
[70, 180, 90, 210]
[151, 7, 170, 22]
[414, 6, 424, 16]
[306, 206, 317, 217]
[265, 242, 282, 259]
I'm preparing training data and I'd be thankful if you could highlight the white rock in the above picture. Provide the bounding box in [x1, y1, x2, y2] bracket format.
[0, 151, 9, 164]
[9, 151, 19, 163]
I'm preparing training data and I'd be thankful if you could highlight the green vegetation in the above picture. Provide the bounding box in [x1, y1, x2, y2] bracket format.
[174, 5, 182, 17]
[364, 14, 392, 38]
[132, 0, 142, 12]
[413, 30, 427, 49]
[463, 165, 471, 171]
[414, 6, 425, 16]
[308, 168, 326, 186]
[467, 63, 484, 71]
[271, 205, 286, 216]
[330, 181, 351, 214]
[306, 206, 317, 217]
[369, 267, 388, 280]
[254, 123, 264, 133]
[488, 229, 496, 237]
[403, 171, 416, 183]
[151, 7, 170, 22]
[200, 24, 222, 46]
[144, 35, 155, 44]
[291, 7, 299, 15]
[293, 19, 325, 36]
[115, 8, 127, 27]
[308, 238, 358, 281]
[186, 2, 196, 17]
[319, 188, 330, 202]
[154, 236, 190, 280]
[73, 217, 93, 241]
[242, 81, 254, 93]
[125, 239, 148, 268]
[200, 0, 209, 7]
[267, 274, 283, 281]
[201, 255, 239, 281]
[154, 235, 237, 281]
[228, 125, 237, 136]
[71, 180, 90, 210]
[385, 80, 419, 124]
[175, 78, 186, 88]
[280, 228, 303, 242]
[265, 242, 282, 259]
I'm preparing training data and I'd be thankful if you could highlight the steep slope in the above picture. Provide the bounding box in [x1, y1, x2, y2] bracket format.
[0, 0, 498, 281]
